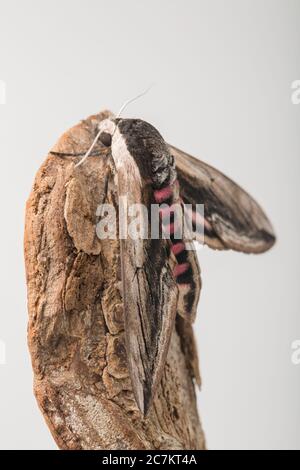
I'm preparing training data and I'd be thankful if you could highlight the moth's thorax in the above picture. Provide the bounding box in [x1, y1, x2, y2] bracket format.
[114, 118, 177, 189]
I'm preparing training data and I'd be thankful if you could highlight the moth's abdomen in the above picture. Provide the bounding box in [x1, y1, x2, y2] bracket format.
[153, 179, 201, 322]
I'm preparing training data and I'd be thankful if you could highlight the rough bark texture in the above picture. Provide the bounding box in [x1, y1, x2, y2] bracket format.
[24, 111, 206, 450]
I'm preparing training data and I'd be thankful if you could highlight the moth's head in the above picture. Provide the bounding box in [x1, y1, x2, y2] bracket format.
[97, 118, 116, 148]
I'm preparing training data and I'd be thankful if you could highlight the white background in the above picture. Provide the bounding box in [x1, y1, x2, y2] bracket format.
[0, 0, 299, 449]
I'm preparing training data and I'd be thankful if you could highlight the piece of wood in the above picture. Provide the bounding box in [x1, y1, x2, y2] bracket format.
[24, 111, 205, 450]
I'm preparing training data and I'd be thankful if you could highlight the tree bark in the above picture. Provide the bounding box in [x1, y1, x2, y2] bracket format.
[24, 111, 206, 450]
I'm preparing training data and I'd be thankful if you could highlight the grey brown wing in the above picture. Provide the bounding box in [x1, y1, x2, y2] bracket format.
[117, 164, 178, 416]
[170, 145, 275, 253]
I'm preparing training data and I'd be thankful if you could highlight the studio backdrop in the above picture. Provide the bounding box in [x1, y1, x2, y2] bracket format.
[0, 0, 299, 450]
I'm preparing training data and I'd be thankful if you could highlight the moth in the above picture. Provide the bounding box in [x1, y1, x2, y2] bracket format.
[72, 113, 275, 416]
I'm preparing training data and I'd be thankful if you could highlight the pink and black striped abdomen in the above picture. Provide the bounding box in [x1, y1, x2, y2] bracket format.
[153, 180, 201, 322]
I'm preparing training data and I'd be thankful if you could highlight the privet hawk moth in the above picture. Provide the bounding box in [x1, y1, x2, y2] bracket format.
[59, 112, 275, 416]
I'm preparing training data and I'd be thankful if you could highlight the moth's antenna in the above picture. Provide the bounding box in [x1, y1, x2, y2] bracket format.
[76, 85, 153, 168]
[116, 84, 154, 118]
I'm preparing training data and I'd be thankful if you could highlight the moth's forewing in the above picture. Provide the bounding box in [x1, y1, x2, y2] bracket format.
[117, 161, 178, 416]
[171, 145, 275, 253]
